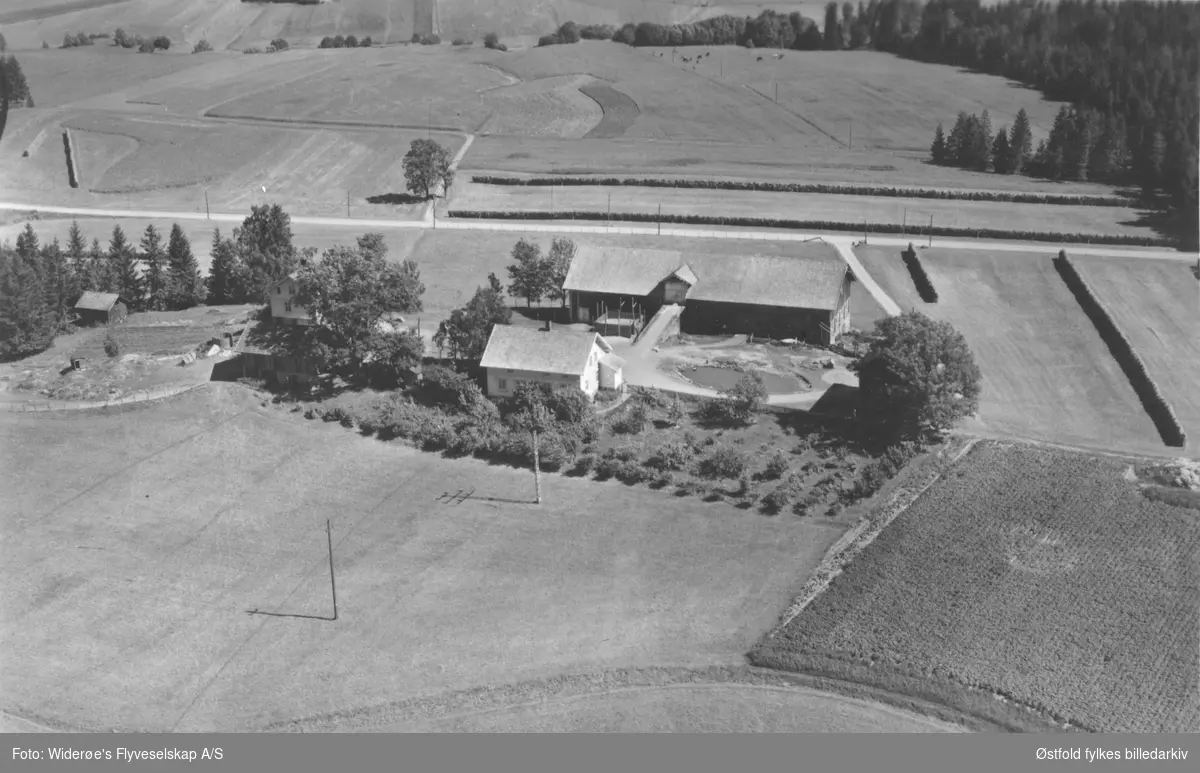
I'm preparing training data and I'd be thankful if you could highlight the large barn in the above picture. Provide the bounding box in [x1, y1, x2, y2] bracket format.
[561, 245, 855, 345]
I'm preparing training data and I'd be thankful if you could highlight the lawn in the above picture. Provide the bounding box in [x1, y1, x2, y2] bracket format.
[1071, 256, 1200, 454]
[451, 181, 1150, 239]
[0, 383, 862, 732]
[854, 245, 1164, 454]
[750, 441, 1200, 733]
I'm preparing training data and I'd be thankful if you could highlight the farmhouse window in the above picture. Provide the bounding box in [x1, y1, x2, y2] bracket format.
[498, 378, 508, 390]
[285, 301, 292, 312]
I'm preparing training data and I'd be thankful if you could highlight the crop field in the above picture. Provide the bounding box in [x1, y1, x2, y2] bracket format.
[647, 48, 1067, 156]
[478, 74, 604, 138]
[4, 48, 210, 109]
[854, 246, 1164, 453]
[207, 47, 503, 129]
[1072, 256, 1200, 452]
[450, 181, 1149, 239]
[751, 442, 1200, 733]
[0, 384, 903, 732]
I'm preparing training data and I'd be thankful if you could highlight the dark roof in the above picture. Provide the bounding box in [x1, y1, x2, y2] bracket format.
[73, 291, 122, 312]
[562, 243, 848, 310]
[479, 325, 603, 376]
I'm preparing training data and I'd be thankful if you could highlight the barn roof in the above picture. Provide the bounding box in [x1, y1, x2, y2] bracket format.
[479, 325, 602, 376]
[562, 244, 849, 311]
[73, 291, 122, 312]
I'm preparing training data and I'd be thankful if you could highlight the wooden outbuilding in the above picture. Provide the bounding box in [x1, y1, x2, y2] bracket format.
[72, 292, 127, 326]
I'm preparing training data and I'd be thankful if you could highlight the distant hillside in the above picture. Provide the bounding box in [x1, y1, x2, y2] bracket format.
[0, 0, 824, 51]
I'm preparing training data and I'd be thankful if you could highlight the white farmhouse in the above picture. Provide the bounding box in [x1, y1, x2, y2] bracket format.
[479, 323, 625, 399]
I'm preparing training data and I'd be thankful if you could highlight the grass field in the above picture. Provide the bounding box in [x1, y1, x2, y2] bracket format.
[750, 441, 1200, 733]
[0, 383, 900, 732]
[1072, 256, 1200, 453]
[478, 74, 604, 138]
[451, 181, 1151, 239]
[854, 246, 1164, 453]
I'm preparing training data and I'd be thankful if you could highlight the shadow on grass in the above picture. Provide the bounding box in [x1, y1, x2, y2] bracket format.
[1117, 208, 1199, 250]
[366, 192, 426, 206]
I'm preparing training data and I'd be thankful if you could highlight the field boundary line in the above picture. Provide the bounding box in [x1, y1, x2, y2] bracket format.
[7, 382, 207, 413]
[764, 436, 982, 640]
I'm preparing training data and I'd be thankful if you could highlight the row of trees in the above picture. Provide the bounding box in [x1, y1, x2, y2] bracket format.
[113, 29, 170, 53]
[61, 32, 108, 48]
[504, 237, 575, 308]
[932, 105, 1135, 183]
[0, 221, 205, 358]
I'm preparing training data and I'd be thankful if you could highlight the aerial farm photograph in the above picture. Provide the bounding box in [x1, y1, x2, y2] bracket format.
[0, 0, 1197, 736]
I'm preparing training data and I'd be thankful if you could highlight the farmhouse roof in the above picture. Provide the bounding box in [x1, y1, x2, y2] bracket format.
[479, 325, 602, 376]
[599, 351, 626, 371]
[562, 243, 848, 311]
[73, 291, 122, 312]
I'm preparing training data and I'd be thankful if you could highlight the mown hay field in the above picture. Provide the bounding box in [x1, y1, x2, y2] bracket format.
[751, 442, 1200, 733]
[478, 74, 604, 138]
[854, 246, 1164, 454]
[450, 182, 1149, 239]
[1072, 256, 1200, 453]
[0, 385, 858, 732]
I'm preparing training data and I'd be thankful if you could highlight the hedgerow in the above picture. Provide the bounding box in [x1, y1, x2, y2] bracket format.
[901, 244, 938, 303]
[468, 175, 1139, 207]
[447, 210, 1171, 247]
[1053, 252, 1186, 447]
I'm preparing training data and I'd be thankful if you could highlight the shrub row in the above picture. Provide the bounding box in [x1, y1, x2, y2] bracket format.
[447, 210, 1172, 247]
[319, 35, 371, 48]
[538, 22, 618, 46]
[468, 175, 1139, 207]
[61, 131, 79, 189]
[901, 244, 938, 303]
[1053, 252, 1186, 447]
[411, 33, 440, 45]
[61, 32, 105, 48]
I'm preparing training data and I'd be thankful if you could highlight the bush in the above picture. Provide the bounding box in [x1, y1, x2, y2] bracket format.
[610, 401, 647, 434]
[1054, 252, 1186, 447]
[333, 35, 346, 48]
[646, 441, 695, 472]
[1141, 486, 1200, 512]
[571, 453, 596, 476]
[243, 47, 263, 54]
[675, 480, 707, 497]
[411, 33, 421, 44]
[420, 364, 475, 408]
[902, 245, 938, 303]
[154, 36, 171, 50]
[761, 487, 792, 514]
[138, 40, 155, 53]
[452, 38, 472, 46]
[269, 38, 288, 51]
[319, 36, 334, 48]
[595, 456, 621, 481]
[193, 39, 213, 53]
[615, 460, 650, 484]
[763, 450, 789, 480]
[483, 32, 500, 49]
[697, 446, 749, 480]
[545, 388, 591, 426]
[103, 329, 121, 357]
[419, 34, 440, 45]
[343, 35, 357, 48]
[360, 36, 372, 47]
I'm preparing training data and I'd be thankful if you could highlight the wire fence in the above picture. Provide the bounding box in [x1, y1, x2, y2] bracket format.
[5, 383, 206, 413]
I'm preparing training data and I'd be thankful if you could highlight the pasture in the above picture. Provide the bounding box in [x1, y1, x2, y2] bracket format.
[450, 181, 1150, 239]
[0, 384, 899, 732]
[1072, 256, 1200, 453]
[750, 441, 1200, 733]
[854, 245, 1166, 454]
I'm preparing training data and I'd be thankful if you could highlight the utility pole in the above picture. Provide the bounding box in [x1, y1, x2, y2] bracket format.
[848, 121, 852, 150]
[204, 189, 210, 220]
[607, 193, 611, 228]
[532, 428, 542, 504]
[774, 81, 778, 103]
[427, 100, 431, 139]
[658, 203, 662, 235]
[326, 519, 338, 621]
[346, 191, 350, 218]
[902, 208, 907, 235]
[928, 215, 934, 247]
[863, 219, 868, 244]
[550, 186, 554, 212]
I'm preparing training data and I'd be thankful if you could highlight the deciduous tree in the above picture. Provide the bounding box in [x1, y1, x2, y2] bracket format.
[402, 139, 454, 200]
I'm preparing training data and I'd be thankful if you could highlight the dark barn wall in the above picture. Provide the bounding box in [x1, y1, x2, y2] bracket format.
[681, 302, 831, 341]
[573, 291, 660, 322]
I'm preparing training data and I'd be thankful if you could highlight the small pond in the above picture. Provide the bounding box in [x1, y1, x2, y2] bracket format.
[682, 366, 802, 395]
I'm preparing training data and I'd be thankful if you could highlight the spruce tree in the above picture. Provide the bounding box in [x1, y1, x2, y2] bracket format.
[139, 224, 167, 311]
[40, 238, 70, 325]
[946, 112, 971, 168]
[87, 238, 110, 292]
[206, 228, 243, 304]
[0, 245, 54, 358]
[975, 110, 993, 172]
[66, 220, 90, 293]
[108, 225, 143, 311]
[15, 222, 39, 264]
[992, 128, 1010, 174]
[166, 223, 204, 309]
[930, 123, 948, 165]
[1008, 109, 1033, 175]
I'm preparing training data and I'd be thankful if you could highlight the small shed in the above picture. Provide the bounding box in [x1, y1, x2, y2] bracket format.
[73, 292, 127, 326]
[598, 352, 626, 391]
